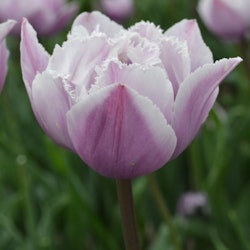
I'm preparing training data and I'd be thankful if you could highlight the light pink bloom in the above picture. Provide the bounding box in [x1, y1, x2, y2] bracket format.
[198, 0, 250, 41]
[177, 192, 208, 217]
[0, 20, 16, 93]
[100, 0, 134, 22]
[0, 0, 78, 36]
[20, 11, 241, 179]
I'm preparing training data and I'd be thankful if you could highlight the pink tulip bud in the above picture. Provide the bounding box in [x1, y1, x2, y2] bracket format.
[20, 11, 241, 178]
[198, 0, 250, 41]
[0, 0, 78, 36]
[177, 192, 209, 217]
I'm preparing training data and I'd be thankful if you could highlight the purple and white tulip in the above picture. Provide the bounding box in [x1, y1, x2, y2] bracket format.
[0, 0, 78, 36]
[0, 20, 16, 93]
[20, 11, 241, 179]
[198, 0, 250, 41]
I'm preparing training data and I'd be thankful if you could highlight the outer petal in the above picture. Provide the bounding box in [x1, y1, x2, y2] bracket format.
[94, 61, 174, 122]
[31, 71, 74, 150]
[198, 0, 248, 40]
[20, 19, 50, 97]
[0, 20, 15, 92]
[165, 19, 213, 71]
[0, 41, 8, 93]
[160, 37, 191, 96]
[72, 11, 123, 37]
[67, 84, 177, 179]
[0, 20, 16, 42]
[171, 57, 242, 158]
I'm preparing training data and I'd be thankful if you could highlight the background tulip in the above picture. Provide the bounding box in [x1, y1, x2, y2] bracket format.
[177, 192, 208, 217]
[100, 0, 134, 22]
[0, 20, 16, 93]
[20, 11, 241, 179]
[0, 0, 78, 36]
[198, 0, 250, 41]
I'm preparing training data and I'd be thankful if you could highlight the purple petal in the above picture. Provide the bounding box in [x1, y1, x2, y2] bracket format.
[160, 37, 191, 96]
[32, 71, 74, 150]
[172, 57, 242, 158]
[67, 84, 177, 179]
[94, 61, 174, 122]
[20, 19, 50, 97]
[72, 11, 123, 37]
[165, 19, 213, 71]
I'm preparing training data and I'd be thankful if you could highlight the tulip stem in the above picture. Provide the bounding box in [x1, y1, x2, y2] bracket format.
[148, 174, 181, 250]
[116, 179, 140, 250]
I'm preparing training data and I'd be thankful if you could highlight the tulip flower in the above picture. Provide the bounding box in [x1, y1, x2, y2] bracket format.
[198, 0, 250, 41]
[20, 11, 241, 179]
[177, 192, 208, 217]
[100, 0, 134, 22]
[0, 0, 78, 36]
[0, 20, 16, 93]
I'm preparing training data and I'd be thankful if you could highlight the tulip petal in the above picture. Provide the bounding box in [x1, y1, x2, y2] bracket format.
[32, 71, 74, 150]
[72, 11, 123, 37]
[0, 20, 16, 42]
[67, 84, 177, 179]
[129, 21, 163, 41]
[48, 36, 111, 92]
[160, 37, 191, 95]
[165, 19, 213, 71]
[20, 19, 50, 97]
[172, 57, 242, 158]
[94, 61, 174, 122]
[0, 20, 15, 92]
[0, 41, 8, 93]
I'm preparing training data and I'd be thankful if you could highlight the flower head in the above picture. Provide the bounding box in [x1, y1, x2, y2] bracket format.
[100, 0, 134, 22]
[0, 20, 16, 93]
[0, 0, 78, 36]
[177, 192, 209, 217]
[20, 11, 241, 178]
[198, 0, 250, 41]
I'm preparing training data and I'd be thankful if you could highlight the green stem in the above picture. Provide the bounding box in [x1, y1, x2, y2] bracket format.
[19, 164, 36, 248]
[189, 0, 197, 18]
[228, 210, 250, 250]
[116, 179, 140, 250]
[148, 174, 181, 250]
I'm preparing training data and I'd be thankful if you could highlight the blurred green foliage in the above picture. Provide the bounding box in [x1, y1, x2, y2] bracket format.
[0, 0, 250, 249]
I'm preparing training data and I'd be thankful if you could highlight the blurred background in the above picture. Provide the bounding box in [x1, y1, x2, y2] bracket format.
[0, 0, 250, 249]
